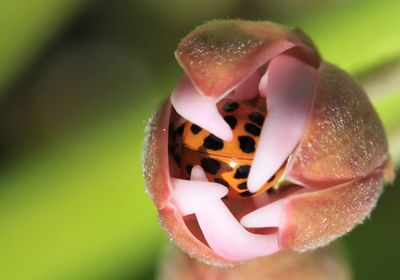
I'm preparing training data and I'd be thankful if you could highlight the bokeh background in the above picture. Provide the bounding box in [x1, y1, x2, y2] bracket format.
[1, 1, 399, 279]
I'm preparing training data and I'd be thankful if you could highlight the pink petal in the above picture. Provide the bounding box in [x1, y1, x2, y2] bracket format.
[280, 169, 384, 251]
[171, 75, 233, 141]
[190, 165, 209, 182]
[176, 20, 320, 99]
[145, 102, 234, 266]
[172, 165, 279, 261]
[247, 55, 316, 192]
[144, 101, 173, 209]
[240, 197, 288, 228]
[196, 201, 279, 261]
[287, 62, 389, 188]
[171, 169, 228, 216]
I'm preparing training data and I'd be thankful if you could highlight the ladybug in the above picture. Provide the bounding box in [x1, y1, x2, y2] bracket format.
[170, 98, 287, 200]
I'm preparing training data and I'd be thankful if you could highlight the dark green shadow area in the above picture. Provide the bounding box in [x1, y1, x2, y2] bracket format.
[343, 171, 400, 280]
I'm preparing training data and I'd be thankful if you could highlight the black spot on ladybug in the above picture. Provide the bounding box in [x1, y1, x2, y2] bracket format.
[186, 164, 193, 175]
[222, 101, 239, 112]
[245, 123, 261, 136]
[237, 182, 248, 190]
[234, 165, 250, 179]
[173, 154, 181, 166]
[249, 112, 264, 126]
[201, 158, 221, 175]
[239, 190, 253, 197]
[176, 124, 185, 135]
[223, 115, 237, 129]
[267, 174, 276, 183]
[190, 124, 202, 134]
[215, 178, 229, 188]
[203, 134, 224, 150]
[238, 136, 256, 153]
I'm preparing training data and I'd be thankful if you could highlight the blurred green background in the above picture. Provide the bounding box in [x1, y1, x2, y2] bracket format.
[0, 1, 399, 279]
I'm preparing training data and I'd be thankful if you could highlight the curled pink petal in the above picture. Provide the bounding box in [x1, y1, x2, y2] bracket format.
[173, 165, 280, 261]
[190, 165, 208, 182]
[171, 177, 228, 216]
[171, 75, 233, 141]
[247, 55, 316, 192]
[196, 201, 279, 261]
[240, 197, 288, 228]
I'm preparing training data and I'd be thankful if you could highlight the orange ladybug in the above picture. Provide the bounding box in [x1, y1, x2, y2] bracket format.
[170, 98, 286, 199]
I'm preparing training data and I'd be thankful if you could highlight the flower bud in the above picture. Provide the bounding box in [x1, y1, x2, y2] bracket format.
[143, 20, 392, 266]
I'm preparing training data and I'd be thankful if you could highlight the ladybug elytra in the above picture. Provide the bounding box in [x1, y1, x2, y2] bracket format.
[170, 98, 287, 200]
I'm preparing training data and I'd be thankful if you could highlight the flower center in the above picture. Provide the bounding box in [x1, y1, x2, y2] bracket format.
[169, 97, 287, 200]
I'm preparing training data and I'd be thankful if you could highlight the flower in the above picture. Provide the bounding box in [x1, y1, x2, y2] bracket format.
[143, 20, 392, 266]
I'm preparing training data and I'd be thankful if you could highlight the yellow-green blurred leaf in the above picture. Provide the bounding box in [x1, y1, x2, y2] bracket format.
[0, 95, 165, 279]
[293, 0, 400, 74]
